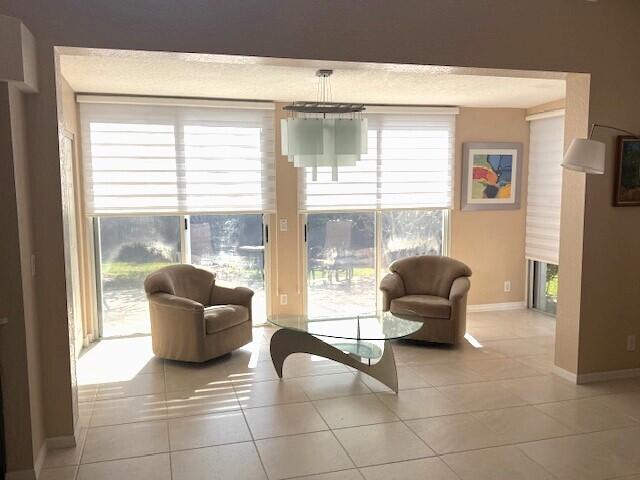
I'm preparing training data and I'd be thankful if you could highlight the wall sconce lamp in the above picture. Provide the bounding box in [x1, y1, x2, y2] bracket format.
[562, 123, 640, 174]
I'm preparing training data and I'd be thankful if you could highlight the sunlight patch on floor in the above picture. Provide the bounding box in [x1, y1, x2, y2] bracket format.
[77, 336, 155, 385]
[464, 332, 483, 348]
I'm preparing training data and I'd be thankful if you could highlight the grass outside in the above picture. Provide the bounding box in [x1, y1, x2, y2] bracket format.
[546, 275, 559, 299]
[545, 264, 559, 299]
[102, 261, 265, 284]
[102, 262, 170, 281]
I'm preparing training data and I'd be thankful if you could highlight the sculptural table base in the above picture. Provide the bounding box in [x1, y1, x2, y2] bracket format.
[270, 328, 399, 393]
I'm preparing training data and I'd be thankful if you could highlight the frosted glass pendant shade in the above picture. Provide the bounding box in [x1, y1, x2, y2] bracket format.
[281, 118, 323, 156]
[291, 154, 360, 167]
[334, 119, 368, 154]
[562, 138, 605, 174]
[280, 118, 368, 168]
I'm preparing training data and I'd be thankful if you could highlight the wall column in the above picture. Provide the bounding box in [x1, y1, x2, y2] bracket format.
[555, 74, 590, 377]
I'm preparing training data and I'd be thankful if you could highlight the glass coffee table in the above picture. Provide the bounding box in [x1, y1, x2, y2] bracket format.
[268, 311, 423, 393]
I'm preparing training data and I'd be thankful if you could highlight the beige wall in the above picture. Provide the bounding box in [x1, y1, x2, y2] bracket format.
[270, 103, 304, 315]
[555, 74, 589, 375]
[451, 108, 529, 306]
[0, 81, 45, 474]
[8, 82, 46, 470]
[0, 0, 639, 460]
[579, 69, 640, 374]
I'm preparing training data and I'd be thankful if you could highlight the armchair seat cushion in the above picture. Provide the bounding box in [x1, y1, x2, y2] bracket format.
[390, 295, 451, 319]
[205, 305, 249, 334]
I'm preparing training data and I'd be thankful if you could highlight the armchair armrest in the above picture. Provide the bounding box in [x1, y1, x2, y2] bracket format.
[379, 273, 406, 311]
[448, 276, 471, 343]
[210, 284, 254, 308]
[449, 276, 471, 302]
[148, 292, 204, 313]
[210, 284, 254, 324]
[147, 292, 206, 361]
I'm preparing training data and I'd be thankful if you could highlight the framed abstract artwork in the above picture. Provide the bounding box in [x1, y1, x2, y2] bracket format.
[461, 142, 523, 211]
[614, 136, 640, 206]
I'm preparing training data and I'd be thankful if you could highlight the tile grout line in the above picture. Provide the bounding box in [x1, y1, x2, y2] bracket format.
[309, 396, 360, 474]
[163, 360, 175, 480]
[231, 376, 272, 480]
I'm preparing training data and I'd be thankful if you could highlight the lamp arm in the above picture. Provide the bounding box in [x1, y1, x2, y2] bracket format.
[589, 123, 640, 139]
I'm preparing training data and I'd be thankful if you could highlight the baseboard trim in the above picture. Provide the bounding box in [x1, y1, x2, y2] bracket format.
[33, 442, 47, 479]
[553, 365, 640, 384]
[577, 367, 640, 384]
[467, 301, 526, 313]
[46, 417, 80, 449]
[552, 365, 578, 383]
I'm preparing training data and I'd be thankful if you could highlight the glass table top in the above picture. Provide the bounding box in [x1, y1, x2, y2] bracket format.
[268, 310, 423, 341]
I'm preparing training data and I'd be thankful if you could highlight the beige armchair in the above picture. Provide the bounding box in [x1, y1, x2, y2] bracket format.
[144, 264, 253, 362]
[380, 255, 472, 344]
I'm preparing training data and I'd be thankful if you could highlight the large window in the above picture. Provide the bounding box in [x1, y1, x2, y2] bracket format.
[305, 210, 447, 318]
[95, 214, 267, 337]
[300, 112, 455, 212]
[301, 110, 455, 317]
[381, 209, 445, 270]
[96, 216, 181, 337]
[189, 214, 267, 324]
[81, 98, 274, 337]
[79, 99, 275, 215]
[525, 113, 564, 317]
[529, 260, 558, 315]
[307, 213, 376, 317]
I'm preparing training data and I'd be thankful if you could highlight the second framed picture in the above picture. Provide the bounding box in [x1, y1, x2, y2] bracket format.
[614, 136, 640, 206]
[461, 142, 523, 211]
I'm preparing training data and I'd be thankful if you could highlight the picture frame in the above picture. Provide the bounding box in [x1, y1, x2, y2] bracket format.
[614, 136, 640, 207]
[461, 142, 523, 211]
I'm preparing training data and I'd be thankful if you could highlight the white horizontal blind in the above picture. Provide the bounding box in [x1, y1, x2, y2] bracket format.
[525, 115, 565, 264]
[79, 101, 275, 215]
[300, 113, 455, 211]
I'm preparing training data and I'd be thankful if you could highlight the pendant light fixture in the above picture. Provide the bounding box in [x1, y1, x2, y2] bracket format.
[281, 69, 368, 181]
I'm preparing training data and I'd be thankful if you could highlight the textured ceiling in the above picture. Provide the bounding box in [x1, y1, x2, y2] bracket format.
[60, 51, 566, 108]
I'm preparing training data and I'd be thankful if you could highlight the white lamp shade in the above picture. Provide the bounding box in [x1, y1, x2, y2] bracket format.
[562, 138, 606, 174]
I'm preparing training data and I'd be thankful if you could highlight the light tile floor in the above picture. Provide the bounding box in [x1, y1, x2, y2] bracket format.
[42, 309, 640, 480]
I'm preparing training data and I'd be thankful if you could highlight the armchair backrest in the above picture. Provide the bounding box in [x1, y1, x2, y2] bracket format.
[144, 264, 214, 305]
[389, 255, 472, 298]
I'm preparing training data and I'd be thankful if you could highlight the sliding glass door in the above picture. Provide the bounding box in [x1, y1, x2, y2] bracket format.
[381, 209, 445, 271]
[95, 213, 268, 337]
[188, 214, 267, 324]
[307, 213, 376, 318]
[95, 216, 181, 337]
[529, 260, 558, 316]
[305, 209, 447, 318]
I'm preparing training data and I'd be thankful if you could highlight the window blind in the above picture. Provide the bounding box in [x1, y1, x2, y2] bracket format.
[299, 112, 455, 211]
[79, 100, 275, 215]
[525, 115, 565, 264]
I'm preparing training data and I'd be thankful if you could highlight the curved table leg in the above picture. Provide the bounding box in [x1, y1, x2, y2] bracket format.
[270, 328, 399, 393]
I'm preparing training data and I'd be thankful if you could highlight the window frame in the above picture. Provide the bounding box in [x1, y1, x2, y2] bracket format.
[527, 259, 558, 317]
